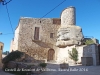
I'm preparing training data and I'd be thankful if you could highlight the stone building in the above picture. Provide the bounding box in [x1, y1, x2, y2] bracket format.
[0, 42, 4, 67]
[10, 6, 99, 65]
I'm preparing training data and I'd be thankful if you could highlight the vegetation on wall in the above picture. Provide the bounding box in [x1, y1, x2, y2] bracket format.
[85, 39, 95, 45]
[68, 48, 78, 63]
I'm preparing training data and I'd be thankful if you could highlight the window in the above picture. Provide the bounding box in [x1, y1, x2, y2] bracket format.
[1, 46, 3, 50]
[40, 21, 41, 23]
[50, 33, 54, 38]
[34, 27, 40, 40]
[53, 19, 61, 25]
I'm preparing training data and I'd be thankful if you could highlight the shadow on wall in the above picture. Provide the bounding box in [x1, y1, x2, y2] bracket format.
[32, 40, 53, 48]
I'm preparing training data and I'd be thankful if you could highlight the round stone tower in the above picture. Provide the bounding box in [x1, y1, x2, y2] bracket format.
[56, 6, 84, 47]
[61, 6, 76, 26]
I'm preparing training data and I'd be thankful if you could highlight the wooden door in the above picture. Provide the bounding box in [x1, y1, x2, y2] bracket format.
[48, 49, 55, 61]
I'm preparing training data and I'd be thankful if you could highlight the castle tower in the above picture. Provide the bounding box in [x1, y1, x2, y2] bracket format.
[61, 6, 76, 26]
[56, 6, 84, 63]
[56, 6, 84, 47]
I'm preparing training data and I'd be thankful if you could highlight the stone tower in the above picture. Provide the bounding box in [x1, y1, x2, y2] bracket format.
[61, 6, 76, 26]
[56, 6, 84, 63]
[56, 6, 84, 47]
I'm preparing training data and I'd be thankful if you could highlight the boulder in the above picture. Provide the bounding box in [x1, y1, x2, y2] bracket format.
[7, 61, 17, 68]
[17, 62, 27, 69]
[56, 25, 84, 47]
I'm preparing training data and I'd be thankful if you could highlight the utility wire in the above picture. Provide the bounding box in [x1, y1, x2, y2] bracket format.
[0, 33, 14, 35]
[5, 0, 66, 35]
[39, 0, 66, 19]
[5, 4, 14, 34]
[4, 0, 18, 46]
[3, 0, 66, 49]
[4, 0, 66, 36]
[1, 0, 12, 5]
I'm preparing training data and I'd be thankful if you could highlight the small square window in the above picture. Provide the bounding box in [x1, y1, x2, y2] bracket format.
[50, 33, 54, 38]
[53, 19, 61, 25]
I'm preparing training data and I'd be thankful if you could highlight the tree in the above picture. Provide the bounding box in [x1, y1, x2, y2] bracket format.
[68, 48, 78, 63]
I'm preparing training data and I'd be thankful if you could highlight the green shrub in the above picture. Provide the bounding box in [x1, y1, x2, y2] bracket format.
[39, 63, 47, 68]
[68, 48, 78, 63]
[2, 50, 24, 64]
[85, 39, 94, 45]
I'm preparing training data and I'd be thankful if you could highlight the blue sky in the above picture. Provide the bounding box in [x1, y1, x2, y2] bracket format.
[0, 0, 100, 52]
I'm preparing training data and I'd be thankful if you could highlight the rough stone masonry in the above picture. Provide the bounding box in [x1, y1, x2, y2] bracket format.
[56, 6, 84, 47]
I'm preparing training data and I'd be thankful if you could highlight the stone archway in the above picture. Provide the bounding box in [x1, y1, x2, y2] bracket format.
[47, 49, 55, 61]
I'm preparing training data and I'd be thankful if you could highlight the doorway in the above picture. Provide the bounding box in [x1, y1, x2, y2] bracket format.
[47, 49, 55, 61]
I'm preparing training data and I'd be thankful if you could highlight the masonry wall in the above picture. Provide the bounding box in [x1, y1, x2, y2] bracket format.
[56, 44, 99, 66]
[12, 17, 61, 60]
[83, 44, 99, 65]
[61, 6, 76, 26]
[10, 24, 20, 52]
[56, 45, 85, 64]
[0, 42, 4, 64]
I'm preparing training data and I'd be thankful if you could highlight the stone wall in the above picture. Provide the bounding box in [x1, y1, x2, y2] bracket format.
[83, 44, 99, 65]
[10, 23, 20, 52]
[56, 45, 84, 64]
[10, 17, 60, 60]
[0, 42, 4, 67]
[56, 44, 99, 66]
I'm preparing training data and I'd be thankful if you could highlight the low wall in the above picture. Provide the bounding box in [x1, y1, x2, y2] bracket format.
[56, 44, 99, 66]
